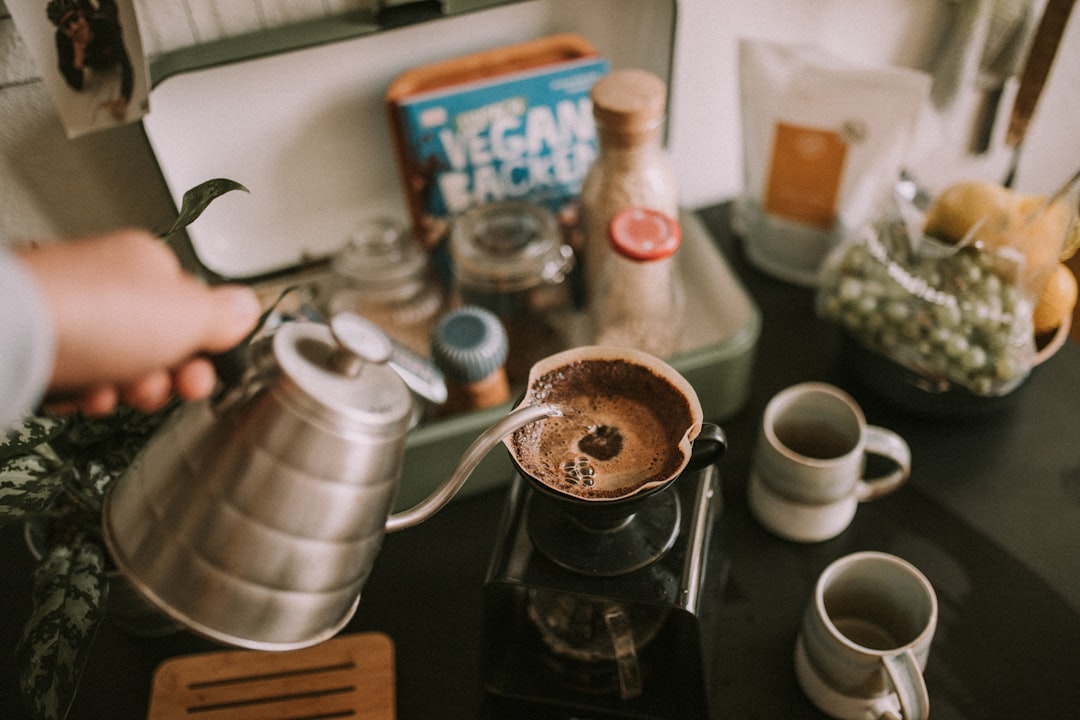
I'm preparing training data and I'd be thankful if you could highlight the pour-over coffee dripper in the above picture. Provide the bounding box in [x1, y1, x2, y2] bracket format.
[503, 346, 726, 575]
[482, 349, 729, 719]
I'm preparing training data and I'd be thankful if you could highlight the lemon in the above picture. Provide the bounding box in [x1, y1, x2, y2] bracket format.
[1033, 262, 1079, 335]
[925, 181, 1075, 295]
[1062, 218, 1080, 261]
[923, 181, 1012, 245]
[1009, 194, 1074, 289]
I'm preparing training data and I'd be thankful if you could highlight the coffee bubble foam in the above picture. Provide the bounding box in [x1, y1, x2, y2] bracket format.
[509, 359, 693, 500]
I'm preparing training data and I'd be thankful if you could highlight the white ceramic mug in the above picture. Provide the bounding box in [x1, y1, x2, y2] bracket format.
[795, 551, 937, 720]
[748, 382, 910, 542]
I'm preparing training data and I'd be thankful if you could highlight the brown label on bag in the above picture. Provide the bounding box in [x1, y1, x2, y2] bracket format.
[764, 122, 846, 229]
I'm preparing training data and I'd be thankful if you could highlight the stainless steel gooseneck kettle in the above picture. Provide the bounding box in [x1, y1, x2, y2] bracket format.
[103, 313, 557, 650]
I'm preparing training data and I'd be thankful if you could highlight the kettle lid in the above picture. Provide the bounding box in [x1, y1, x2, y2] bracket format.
[272, 314, 413, 432]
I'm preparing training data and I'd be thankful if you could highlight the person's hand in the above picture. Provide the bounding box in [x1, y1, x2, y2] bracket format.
[17, 228, 262, 416]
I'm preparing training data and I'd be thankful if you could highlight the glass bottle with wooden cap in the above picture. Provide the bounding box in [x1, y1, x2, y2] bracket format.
[592, 206, 683, 358]
[580, 68, 679, 297]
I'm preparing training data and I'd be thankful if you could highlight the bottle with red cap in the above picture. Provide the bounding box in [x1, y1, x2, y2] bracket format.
[592, 206, 683, 357]
[579, 68, 679, 297]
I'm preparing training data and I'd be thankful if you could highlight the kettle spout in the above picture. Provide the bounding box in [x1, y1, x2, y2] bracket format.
[384, 402, 562, 532]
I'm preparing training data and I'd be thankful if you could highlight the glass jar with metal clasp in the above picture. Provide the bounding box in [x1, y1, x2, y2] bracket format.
[324, 217, 446, 358]
[449, 201, 577, 386]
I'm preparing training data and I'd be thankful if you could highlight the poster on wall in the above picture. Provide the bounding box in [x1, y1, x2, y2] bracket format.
[9, 0, 149, 138]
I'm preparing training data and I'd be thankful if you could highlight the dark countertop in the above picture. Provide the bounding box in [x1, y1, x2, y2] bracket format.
[1, 203, 1078, 719]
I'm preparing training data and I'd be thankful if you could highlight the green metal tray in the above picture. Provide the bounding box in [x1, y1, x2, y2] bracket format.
[394, 208, 761, 511]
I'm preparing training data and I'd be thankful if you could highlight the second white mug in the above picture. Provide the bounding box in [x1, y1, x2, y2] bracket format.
[749, 382, 911, 542]
[795, 551, 938, 720]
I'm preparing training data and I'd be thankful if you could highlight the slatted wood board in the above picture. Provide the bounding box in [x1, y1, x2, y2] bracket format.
[147, 633, 395, 720]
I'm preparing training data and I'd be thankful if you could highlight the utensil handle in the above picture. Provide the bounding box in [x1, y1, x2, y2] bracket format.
[1005, 0, 1077, 148]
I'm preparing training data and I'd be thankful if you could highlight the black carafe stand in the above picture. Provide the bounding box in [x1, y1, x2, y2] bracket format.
[481, 464, 727, 719]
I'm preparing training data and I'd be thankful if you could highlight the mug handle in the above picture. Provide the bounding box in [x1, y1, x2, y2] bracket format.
[855, 426, 911, 502]
[881, 648, 929, 720]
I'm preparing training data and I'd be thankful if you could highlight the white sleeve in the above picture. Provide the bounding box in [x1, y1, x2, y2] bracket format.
[0, 251, 56, 429]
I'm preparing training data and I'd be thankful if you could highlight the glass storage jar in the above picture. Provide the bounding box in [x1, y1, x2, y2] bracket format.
[449, 201, 575, 385]
[325, 218, 445, 356]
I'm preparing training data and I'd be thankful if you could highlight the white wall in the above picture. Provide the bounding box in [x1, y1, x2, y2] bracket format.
[2, 0, 1078, 250]
[669, 0, 1080, 206]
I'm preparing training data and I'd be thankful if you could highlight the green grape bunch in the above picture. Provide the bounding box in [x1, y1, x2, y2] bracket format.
[818, 222, 1035, 396]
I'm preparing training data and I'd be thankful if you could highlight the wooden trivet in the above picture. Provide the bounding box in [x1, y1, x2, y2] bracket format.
[147, 632, 395, 719]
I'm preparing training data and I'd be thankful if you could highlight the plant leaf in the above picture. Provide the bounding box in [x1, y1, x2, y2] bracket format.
[0, 455, 65, 525]
[58, 404, 170, 451]
[1, 416, 68, 462]
[17, 540, 107, 720]
[75, 461, 112, 508]
[161, 178, 249, 240]
[57, 415, 122, 449]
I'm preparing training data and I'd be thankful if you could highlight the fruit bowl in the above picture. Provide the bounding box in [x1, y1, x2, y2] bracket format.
[818, 181, 1076, 416]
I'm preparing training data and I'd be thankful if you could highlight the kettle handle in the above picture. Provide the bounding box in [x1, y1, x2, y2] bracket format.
[208, 287, 300, 412]
[384, 402, 562, 533]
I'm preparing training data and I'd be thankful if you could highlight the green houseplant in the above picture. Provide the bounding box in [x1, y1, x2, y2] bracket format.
[0, 179, 253, 720]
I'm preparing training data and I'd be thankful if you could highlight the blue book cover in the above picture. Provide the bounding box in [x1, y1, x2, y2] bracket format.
[393, 56, 610, 221]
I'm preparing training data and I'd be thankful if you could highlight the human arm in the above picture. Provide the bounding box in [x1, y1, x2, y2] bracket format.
[54, 31, 85, 92]
[0, 251, 56, 429]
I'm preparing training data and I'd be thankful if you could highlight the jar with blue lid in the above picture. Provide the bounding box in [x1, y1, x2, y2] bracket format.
[430, 306, 511, 415]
